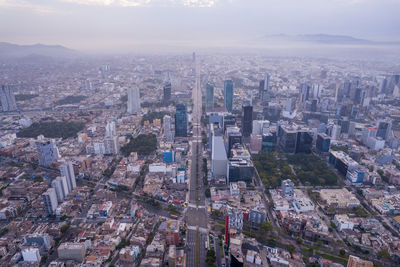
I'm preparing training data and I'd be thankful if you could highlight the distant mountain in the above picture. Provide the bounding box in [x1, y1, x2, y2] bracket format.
[263, 34, 399, 45]
[0, 42, 77, 58]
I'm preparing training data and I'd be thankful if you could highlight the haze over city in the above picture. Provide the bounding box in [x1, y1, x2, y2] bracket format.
[1, 0, 400, 52]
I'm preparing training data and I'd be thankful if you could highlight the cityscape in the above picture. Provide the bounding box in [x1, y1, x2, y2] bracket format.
[1, 0, 400, 267]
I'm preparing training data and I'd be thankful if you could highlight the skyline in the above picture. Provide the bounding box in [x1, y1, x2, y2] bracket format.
[1, 0, 400, 52]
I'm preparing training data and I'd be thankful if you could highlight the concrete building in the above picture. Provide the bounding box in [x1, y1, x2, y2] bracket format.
[105, 120, 116, 137]
[60, 161, 76, 192]
[316, 133, 331, 153]
[334, 214, 354, 231]
[104, 136, 119, 154]
[42, 188, 58, 216]
[57, 243, 86, 262]
[211, 135, 228, 178]
[277, 123, 313, 154]
[163, 115, 173, 142]
[51, 178, 65, 203]
[0, 85, 17, 112]
[22, 247, 41, 263]
[281, 179, 294, 199]
[36, 140, 59, 167]
[347, 255, 373, 267]
[127, 88, 141, 114]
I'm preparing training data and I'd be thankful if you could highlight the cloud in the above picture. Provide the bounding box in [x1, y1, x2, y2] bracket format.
[0, 0, 56, 13]
[62, 0, 219, 7]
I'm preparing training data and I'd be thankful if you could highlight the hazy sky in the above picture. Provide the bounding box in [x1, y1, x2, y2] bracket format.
[1, 0, 399, 51]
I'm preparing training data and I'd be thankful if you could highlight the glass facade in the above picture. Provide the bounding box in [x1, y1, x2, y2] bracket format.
[175, 104, 187, 137]
[224, 80, 234, 112]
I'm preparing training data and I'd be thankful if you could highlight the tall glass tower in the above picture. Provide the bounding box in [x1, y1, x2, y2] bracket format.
[224, 80, 234, 112]
[175, 104, 187, 137]
[206, 82, 214, 111]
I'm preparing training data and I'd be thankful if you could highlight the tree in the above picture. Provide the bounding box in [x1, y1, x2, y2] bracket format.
[286, 244, 295, 253]
[205, 188, 211, 198]
[339, 249, 346, 256]
[296, 237, 303, 245]
[377, 250, 391, 261]
[260, 221, 273, 233]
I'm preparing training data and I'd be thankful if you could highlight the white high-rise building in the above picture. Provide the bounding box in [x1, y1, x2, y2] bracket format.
[60, 162, 76, 192]
[127, 88, 141, 114]
[22, 247, 41, 263]
[106, 121, 116, 137]
[0, 85, 17, 112]
[51, 178, 65, 203]
[42, 188, 58, 216]
[104, 136, 119, 154]
[58, 176, 69, 197]
[163, 115, 173, 142]
[36, 140, 59, 167]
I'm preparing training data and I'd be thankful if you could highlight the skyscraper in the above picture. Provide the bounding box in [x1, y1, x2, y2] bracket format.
[0, 85, 17, 112]
[51, 178, 65, 203]
[42, 188, 58, 216]
[60, 162, 76, 192]
[259, 75, 270, 106]
[105, 121, 116, 137]
[163, 115, 173, 142]
[224, 80, 234, 112]
[242, 104, 253, 138]
[206, 82, 214, 111]
[127, 88, 141, 114]
[36, 141, 59, 167]
[175, 104, 187, 137]
[376, 120, 392, 140]
[163, 82, 172, 103]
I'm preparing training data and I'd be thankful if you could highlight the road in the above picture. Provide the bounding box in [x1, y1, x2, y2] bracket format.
[185, 56, 208, 267]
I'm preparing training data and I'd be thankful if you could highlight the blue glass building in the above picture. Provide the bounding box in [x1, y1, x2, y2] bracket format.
[224, 80, 234, 112]
[175, 104, 187, 137]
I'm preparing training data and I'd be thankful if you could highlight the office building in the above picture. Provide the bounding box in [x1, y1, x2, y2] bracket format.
[252, 120, 270, 135]
[42, 188, 58, 216]
[163, 115, 173, 142]
[262, 132, 277, 153]
[104, 136, 119, 154]
[227, 144, 254, 184]
[329, 151, 365, 184]
[242, 104, 253, 137]
[58, 243, 86, 262]
[259, 75, 270, 106]
[249, 134, 262, 154]
[105, 121, 116, 137]
[24, 233, 53, 250]
[316, 133, 331, 152]
[277, 124, 313, 154]
[0, 85, 17, 112]
[22, 247, 41, 263]
[211, 135, 228, 177]
[224, 80, 234, 112]
[127, 88, 141, 114]
[163, 81, 172, 103]
[281, 179, 294, 199]
[175, 104, 187, 137]
[225, 126, 242, 157]
[206, 82, 214, 111]
[376, 120, 392, 140]
[60, 161, 76, 192]
[36, 141, 59, 167]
